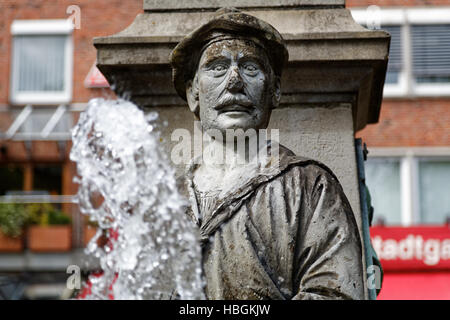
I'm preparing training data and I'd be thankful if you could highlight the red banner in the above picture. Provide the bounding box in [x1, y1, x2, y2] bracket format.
[370, 226, 450, 271]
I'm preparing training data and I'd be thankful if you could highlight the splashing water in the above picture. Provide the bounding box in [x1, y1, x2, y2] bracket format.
[70, 98, 205, 300]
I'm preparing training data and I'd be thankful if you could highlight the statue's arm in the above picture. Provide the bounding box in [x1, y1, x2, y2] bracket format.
[291, 165, 365, 300]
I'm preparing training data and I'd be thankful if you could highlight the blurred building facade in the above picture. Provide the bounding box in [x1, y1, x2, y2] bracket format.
[0, 0, 144, 299]
[349, 0, 450, 300]
[0, 0, 449, 299]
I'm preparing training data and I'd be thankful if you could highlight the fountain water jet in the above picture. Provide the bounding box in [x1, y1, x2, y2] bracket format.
[70, 98, 205, 300]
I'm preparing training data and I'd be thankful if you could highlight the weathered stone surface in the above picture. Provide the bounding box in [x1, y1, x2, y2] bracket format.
[143, 0, 345, 11]
[94, 6, 390, 299]
[155, 9, 365, 299]
[156, 104, 362, 236]
[94, 8, 389, 131]
[94, 9, 383, 43]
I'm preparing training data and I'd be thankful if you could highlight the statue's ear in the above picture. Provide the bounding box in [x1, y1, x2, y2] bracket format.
[271, 76, 281, 109]
[186, 75, 200, 116]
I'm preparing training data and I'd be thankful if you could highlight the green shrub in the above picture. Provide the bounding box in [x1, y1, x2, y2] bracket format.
[27, 203, 71, 226]
[47, 208, 71, 225]
[0, 203, 28, 238]
[27, 203, 53, 226]
[0, 203, 71, 237]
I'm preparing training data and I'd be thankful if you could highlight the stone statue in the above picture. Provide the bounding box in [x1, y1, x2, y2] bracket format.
[169, 8, 365, 300]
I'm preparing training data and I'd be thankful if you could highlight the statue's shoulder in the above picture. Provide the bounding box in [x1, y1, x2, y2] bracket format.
[277, 144, 341, 184]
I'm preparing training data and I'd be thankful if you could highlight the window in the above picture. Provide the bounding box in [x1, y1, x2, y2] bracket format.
[0, 164, 63, 201]
[351, 8, 450, 97]
[418, 160, 450, 224]
[10, 20, 73, 105]
[0, 166, 24, 195]
[379, 24, 407, 96]
[411, 24, 450, 95]
[412, 25, 450, 84]
[0, 164, 65, 212]
[365, 151, 450, 226]
[383, 25, 403, 85]
[365, 158, 402, 225]
[32, 165, 62, 195]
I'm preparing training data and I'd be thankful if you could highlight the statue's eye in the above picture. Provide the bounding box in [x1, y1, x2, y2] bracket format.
[211, 63, 228, 76]
[214, 65, 226, 71]
[242, 63, 259, 75]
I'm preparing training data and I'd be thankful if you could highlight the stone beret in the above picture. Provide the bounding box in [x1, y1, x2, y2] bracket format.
[169, 7, 289, 101]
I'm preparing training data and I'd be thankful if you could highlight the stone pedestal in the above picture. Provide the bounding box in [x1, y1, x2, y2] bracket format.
[94, 0, 390, 299]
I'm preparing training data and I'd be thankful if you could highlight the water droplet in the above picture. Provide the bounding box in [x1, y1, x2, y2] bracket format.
[71, 98, 204, 300]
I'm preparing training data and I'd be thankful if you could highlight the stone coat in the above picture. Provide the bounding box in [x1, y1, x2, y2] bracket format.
[185, 144, 365, 300]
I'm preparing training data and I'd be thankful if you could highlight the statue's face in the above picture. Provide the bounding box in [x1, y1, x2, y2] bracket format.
[190, 39, 279, 133]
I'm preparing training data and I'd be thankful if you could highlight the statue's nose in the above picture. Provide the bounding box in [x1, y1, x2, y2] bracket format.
[226, 67, 244, 92]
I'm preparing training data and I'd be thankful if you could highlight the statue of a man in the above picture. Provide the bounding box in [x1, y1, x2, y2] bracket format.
[170, 8, 365, 300]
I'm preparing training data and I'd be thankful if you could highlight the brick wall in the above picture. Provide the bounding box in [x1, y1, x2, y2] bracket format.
[0, 1, 142, 198]
[1, 0, 449, 150]
[0, 0, 142, 105]
[356, 98, 450, 147]
[347, 0, 450, 148]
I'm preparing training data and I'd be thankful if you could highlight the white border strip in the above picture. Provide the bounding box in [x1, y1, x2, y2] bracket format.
[11, 19, 73, 35]
[350, 7, 450, 25]
[351, 8, 405, 25]
[406, 8, 450, 24]
[367, 147, 450, 158]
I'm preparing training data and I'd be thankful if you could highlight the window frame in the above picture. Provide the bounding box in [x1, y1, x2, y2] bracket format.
[407, 9, 450, 96]
[351, 8, 408, 98]
[416, 156, 450, 224]
[367, 147, 450, 226]
[364, 157, 403, 226]
[10, 19, 74, 105]
[351, 7, 450, 98]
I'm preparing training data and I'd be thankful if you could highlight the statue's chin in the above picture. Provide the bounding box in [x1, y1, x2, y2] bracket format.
[212, 113, 264, 131]
[219, 116, 253, 129]
[200, 112, 270, 139]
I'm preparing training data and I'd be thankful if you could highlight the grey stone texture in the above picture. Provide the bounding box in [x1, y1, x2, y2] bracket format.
[155, 104, 359, 228]
[143, 0, 345, 11]
[94, 8, 389, 131]
[93, 4, 390, 300]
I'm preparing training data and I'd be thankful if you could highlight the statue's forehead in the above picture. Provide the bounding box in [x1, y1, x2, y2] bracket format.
[199, 39, 266, 65]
